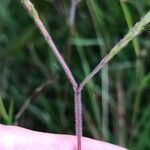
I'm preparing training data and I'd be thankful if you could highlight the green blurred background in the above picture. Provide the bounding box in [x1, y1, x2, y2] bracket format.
[0, 0, 150, 149]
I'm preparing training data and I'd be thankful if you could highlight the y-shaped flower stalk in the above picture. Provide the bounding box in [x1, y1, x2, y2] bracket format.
[20, 1, 150, 149]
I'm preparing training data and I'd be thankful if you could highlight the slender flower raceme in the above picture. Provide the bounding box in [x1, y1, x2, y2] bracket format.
[19, 1, 150, 149]
[21, 0, 77, 89]
[80, 11, 150, 89]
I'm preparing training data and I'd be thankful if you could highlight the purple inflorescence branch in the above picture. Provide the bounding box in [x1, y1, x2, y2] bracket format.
[21, 0, 77, 89]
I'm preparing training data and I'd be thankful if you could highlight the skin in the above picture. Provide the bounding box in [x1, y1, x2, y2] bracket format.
[0, 124, 127, 150]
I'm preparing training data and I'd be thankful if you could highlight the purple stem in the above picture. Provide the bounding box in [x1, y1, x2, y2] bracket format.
[74, 86, 82, 150]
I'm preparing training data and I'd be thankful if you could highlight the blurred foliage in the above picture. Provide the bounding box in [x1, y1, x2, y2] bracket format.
[0, 0, 150, 149]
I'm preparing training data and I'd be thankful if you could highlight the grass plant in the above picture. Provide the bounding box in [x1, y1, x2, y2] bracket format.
[0, 0, 150, 149]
